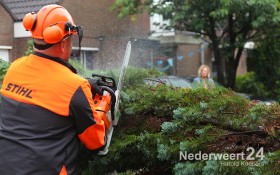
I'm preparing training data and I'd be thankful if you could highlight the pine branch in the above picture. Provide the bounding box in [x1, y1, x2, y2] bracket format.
[199, 119, 252, 132]
[209, 130, 267, 136]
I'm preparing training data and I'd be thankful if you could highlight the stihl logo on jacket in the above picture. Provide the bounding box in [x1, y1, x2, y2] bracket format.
[5, 83, 33, 98]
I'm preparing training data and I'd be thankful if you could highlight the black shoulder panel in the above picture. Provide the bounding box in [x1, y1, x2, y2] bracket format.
[70, 86, 96, 134]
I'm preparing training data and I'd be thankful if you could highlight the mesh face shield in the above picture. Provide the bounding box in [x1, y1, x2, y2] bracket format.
[72, 25, 83, 57]
[65, 22, 83, 57]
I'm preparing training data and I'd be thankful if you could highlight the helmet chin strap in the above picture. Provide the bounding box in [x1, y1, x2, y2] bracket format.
[33, 40, 53, 50]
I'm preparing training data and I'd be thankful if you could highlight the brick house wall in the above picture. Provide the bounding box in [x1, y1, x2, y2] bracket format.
[9, 1, 151, 70]
[61, 0, 151, 70]
[0, 4, 13, 61]
[11, 38, 29, 61]
[0, 5, 13, 46]
[176, 44, 212, 78]
[236, 50, 247, 75]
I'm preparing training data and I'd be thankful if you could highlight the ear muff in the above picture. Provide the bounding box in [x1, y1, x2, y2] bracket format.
[23, 12, 36, 31]
[43, 25, 64, 44]
[42, 21, 72, 44]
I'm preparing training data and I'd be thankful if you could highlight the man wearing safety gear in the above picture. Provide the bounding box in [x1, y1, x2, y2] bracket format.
[0, 4, 111, 175]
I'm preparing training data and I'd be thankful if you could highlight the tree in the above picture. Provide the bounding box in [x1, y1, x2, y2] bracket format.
[112, 0, 280, 88]
[247, 27, 280, 100]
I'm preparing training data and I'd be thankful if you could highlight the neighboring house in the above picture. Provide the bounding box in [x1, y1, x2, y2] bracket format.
[0, 0, 246, 77]
[149, 13, 247, 77]
[149, 13, 213, 77]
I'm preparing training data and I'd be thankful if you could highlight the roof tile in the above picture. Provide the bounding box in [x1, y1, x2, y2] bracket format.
[1, 0, 61, 21]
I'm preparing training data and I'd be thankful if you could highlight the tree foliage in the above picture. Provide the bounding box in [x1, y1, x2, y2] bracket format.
[247, 27, 280, 101]
[24, 40, 34, 56]
[235, 72, 267, 98]
[0, 59, 10, 84]
[112, 0, 280, 88]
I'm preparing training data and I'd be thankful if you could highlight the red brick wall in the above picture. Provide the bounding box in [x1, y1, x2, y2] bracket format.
[0, 5, 14, 61]
[62, 0, 150, 40]
[176, 44, 213, 77]
[236, 50, 247, 75]
[9, 1, 150, 65]
[0, 6, 31, 61]
[0, 6, 13, 46]
[11, 38, 29, 61]
[61, 0, 151, 69]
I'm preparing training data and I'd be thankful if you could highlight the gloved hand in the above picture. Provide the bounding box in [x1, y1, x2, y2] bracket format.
[86, 77, 103, 97]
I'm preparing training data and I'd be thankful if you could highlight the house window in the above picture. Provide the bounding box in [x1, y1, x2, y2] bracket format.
[0, 46, 12, 62]
[71, 47, 98, 70]
[151, 46, 176, 75]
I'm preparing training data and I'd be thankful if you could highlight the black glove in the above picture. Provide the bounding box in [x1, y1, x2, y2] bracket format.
[86, 77, 103, 96]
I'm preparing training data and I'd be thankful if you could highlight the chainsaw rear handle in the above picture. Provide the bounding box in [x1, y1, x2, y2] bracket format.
[99, 86, 116, 122]
[92, 74, 117, 92]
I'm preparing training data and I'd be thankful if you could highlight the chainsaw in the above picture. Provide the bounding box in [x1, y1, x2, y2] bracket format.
[90, 41, 131, 155]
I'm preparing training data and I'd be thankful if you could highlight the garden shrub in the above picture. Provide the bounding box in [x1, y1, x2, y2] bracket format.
[0, 59, 10, 104]
[235, 72, 268, 98]
[80, 83, 280, 175]
[0, 59, 10, 84]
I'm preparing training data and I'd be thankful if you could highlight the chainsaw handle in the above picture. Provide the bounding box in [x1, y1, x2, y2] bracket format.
[100, 86, 116, 121]
[92, 74, 117, 91]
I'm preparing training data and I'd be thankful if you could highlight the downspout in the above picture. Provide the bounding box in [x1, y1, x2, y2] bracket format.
[200, 42, 205, 65]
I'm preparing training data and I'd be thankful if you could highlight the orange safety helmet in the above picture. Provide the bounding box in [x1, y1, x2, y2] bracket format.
[23, 4, 81, 44]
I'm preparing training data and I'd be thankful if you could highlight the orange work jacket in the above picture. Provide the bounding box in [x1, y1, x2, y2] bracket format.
[0, 52, 106, 175]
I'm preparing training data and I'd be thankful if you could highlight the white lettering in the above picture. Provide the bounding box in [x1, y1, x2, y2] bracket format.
[179, 151, 187, 161]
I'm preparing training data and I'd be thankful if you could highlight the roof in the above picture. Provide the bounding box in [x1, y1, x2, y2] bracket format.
[0, 0, 62, 21]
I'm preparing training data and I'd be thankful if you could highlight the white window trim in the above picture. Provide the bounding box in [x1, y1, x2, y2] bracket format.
[72, 47, 99, 51]
[0, 46, 12, 62]
[0, 46, 12, 49]
[14, 22, 31, 38]
[72, 47, 99, 69]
